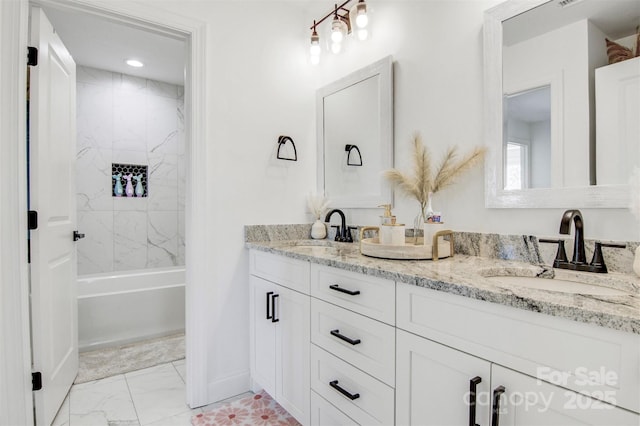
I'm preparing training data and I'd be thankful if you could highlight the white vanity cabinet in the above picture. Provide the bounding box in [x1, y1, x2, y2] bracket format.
[248, 248, 640, 426]
[397, 331, 638, 425]
[249, 251, 311, 425]
[309, 264, 396, 425]
[396, 282, 640, 425]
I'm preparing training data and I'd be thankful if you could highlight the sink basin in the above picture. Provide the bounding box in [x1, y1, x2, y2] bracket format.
[293, 245, 340, 254]
[485, 275, 627, 296]
[286, 242, 341, 256]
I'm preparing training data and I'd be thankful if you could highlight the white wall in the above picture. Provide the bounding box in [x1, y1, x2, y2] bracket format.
[143, 0, 638, 405]
[531, 119, 551, 188]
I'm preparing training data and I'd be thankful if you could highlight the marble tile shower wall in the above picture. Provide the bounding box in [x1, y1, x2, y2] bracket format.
[76, 66, 185, 275]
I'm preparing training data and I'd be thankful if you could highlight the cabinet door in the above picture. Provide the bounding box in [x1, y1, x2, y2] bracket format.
[396, 330, 491, 426]
[249, 275, 277, 397]
[276, 285, 311, 426]
[491, 365, 640, 426]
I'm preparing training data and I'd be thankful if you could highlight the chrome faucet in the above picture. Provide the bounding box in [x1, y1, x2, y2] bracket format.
[559, 209, 586, 264]
[324, 209, 354, 243]
[539, 209, 625, 273]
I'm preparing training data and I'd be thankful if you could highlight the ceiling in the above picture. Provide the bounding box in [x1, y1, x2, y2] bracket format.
[505, 86, 551, 123]
[40, 5, 186, 86]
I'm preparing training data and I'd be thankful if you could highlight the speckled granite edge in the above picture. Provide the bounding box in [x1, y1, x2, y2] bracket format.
[245, 224, 312, 242]
[244, 224, 640, 334]
[246, 240, 640, 334]
[245, 224, 638, 274]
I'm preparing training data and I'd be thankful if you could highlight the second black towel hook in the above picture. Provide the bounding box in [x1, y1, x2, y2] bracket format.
[277, 136, 297, 161]
[345, 144, 363, 166]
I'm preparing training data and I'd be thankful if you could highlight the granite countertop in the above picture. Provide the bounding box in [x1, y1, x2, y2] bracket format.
[246, 239, 640, 335]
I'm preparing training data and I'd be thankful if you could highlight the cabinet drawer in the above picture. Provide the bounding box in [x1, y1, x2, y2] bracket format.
[397, 282, 640, 414]
[311, 391, 358, 426]
[311, 345, 394, 426]
[311, 298, 395, 386]
[311, 264, 395, 325]
[250, 250, 310, 294]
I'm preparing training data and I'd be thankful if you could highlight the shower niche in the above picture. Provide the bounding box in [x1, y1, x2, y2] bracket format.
[112, 163, 148, 197]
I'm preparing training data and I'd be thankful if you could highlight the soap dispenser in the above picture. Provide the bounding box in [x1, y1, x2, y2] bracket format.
[378, 204, 405, 245]
[379, 204, 396, 225]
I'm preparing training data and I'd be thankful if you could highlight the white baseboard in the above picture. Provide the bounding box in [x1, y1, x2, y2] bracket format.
[204, 370, 251, 407]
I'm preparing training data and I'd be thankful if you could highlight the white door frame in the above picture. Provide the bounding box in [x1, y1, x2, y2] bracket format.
[0, 1, 209, 423]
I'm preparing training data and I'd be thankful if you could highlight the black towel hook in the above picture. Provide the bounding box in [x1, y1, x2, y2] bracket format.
[277, 136, 297, 161]
[345, 144, 363, 166]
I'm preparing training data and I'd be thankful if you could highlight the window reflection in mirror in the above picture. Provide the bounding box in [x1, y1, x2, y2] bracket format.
[501, 0, 639, 189]
[483, 0, 638, 208]
[503, 86, 551, 190]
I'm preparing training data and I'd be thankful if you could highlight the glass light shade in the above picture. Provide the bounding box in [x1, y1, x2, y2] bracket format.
[357, 28, 368, 41]
[331, 42, 342, 54]
[331, 18, 345, 43]
[356, 14, 368, 29]
[310, 31, 321, 56]
[310, 42, 321, 56]
[355, 2, 368, 28]
[310, 55, 320, 65]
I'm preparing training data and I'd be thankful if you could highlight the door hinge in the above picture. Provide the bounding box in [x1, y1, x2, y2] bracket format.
[32, 372, 42, 391]
[28, 210, 38, 230]
[27, 47, 38, 66]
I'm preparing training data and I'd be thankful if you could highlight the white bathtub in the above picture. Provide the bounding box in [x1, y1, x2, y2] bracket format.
[77, 267, 185, 352]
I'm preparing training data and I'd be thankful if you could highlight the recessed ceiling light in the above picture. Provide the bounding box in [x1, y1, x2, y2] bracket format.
[126, 59, 144, 68]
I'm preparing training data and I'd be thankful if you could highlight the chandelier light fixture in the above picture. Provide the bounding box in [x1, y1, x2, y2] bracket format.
[309, 0, 369, 65]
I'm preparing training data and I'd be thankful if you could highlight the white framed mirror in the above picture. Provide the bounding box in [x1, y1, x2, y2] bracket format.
[317, 56, 393, 208]
[484, 0, 638, 208]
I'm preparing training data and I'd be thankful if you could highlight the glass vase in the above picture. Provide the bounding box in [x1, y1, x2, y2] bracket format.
[412, 211, 425, 245]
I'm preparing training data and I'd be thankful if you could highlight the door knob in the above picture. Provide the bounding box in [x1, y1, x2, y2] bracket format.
[73, 231, 85, 241]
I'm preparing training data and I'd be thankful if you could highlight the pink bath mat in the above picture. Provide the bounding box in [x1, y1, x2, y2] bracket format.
[192, 390, 301, 426]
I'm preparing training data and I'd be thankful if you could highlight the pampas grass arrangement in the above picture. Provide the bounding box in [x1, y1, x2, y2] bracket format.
[384, 133, 486, 222]
[307, 192, 330, 220]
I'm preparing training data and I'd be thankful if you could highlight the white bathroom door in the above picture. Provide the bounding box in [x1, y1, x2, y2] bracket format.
[29, 6, 79, 425]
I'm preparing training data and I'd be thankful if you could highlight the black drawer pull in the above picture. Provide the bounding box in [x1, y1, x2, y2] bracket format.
[329, 284, 360, 296]
[491, 385, 505, 426]
[271, 294, 279, 323]
[266, 291, 273, 320]
[469, 376, 482, 426]
[329, 380, 360, 400]
[330, 329, 361, 345]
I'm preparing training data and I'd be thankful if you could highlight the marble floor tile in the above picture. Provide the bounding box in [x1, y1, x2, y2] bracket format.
[145, 410, 197, 426]
[60, 356, 225, 426]
[69, 374, 138, 425]
[172, 359, 186, 383]
[125, 363, 196, 425]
